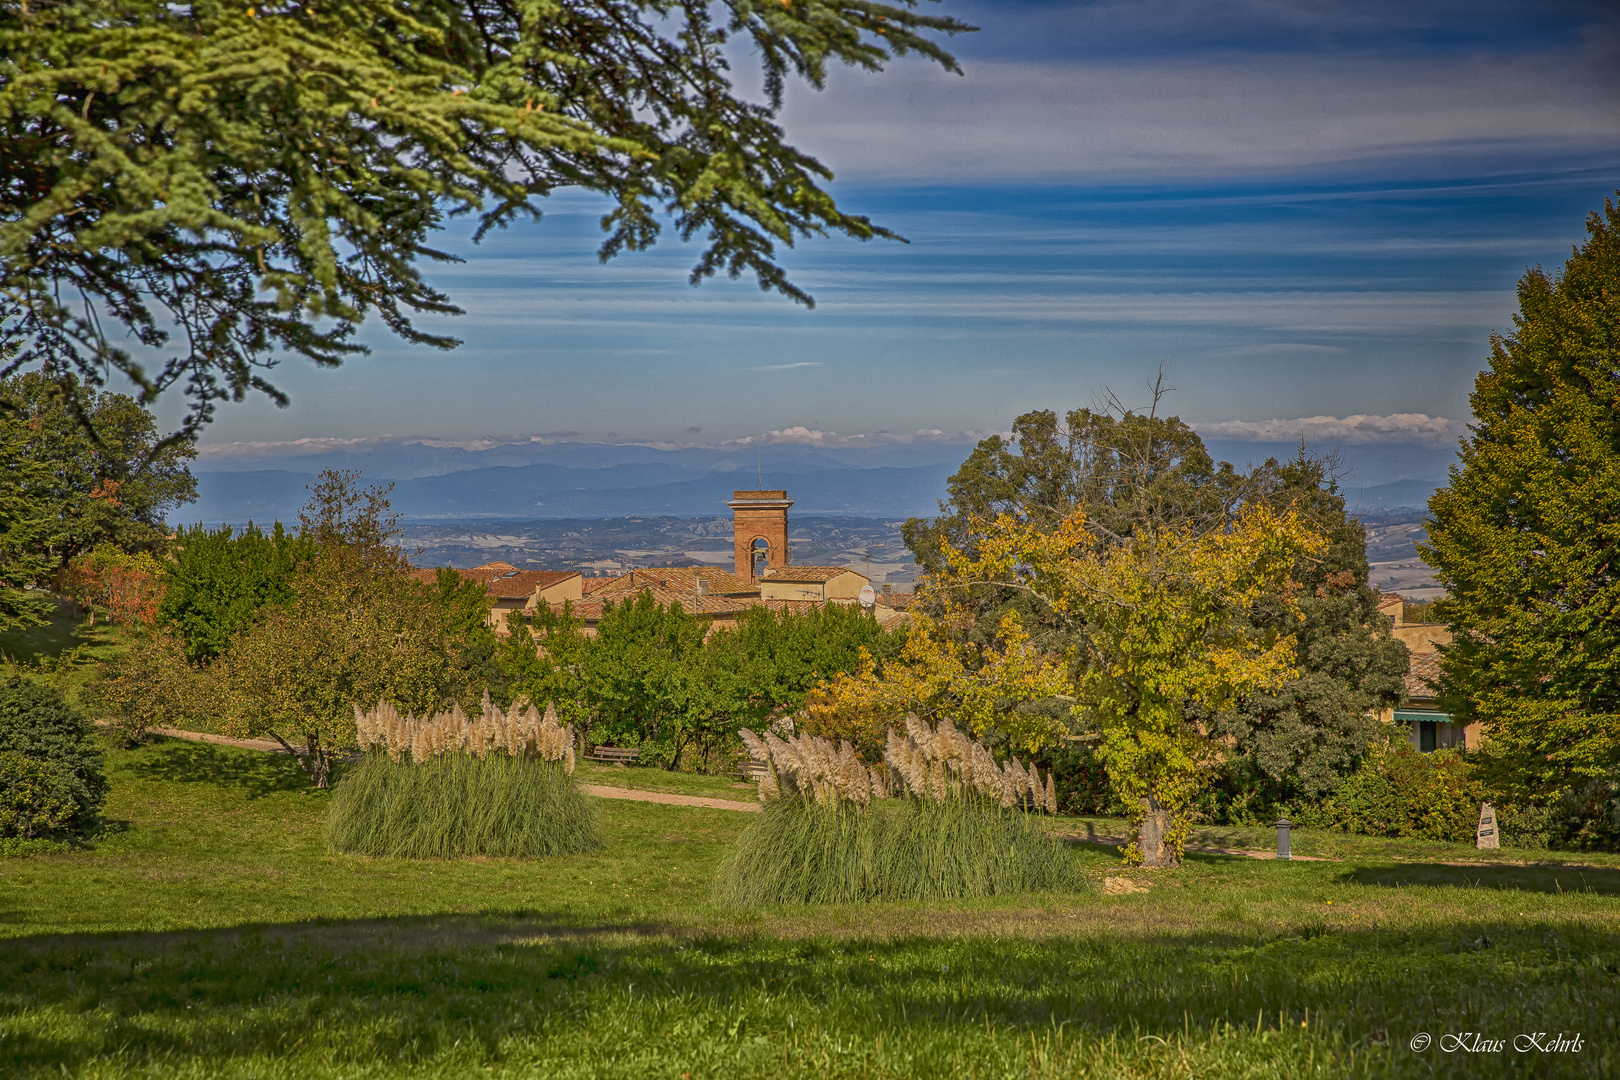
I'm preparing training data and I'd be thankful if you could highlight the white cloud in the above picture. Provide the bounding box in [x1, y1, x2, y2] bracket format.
[1196, 413, 1468, 445]
[781, 48, 1620, 180]
[720, 427, 1001, 449]
[748, 361, 823, 371]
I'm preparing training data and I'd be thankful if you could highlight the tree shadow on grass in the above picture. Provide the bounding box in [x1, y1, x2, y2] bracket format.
[2, 911, 1614, 1078]
[1340, 862, 1620, 895]
[124, 738, 315, 799]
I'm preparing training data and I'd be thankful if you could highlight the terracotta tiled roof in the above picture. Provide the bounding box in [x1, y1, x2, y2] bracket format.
[878, 591, 915, 610]
[409, 566, 578, 600]
[879, 611, 912, 632]
[580, 577, 617, 595]
[590, 567, 758, 598]
[1376, 592, 1405, 609]
[763, 565, 865, 583]
[559, 599, 608, 621]
[472, 561, 519, 573]
[1404, 651, 1442, 699]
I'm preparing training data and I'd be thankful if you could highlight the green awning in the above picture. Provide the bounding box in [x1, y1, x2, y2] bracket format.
[1394, 710, 1451, 724]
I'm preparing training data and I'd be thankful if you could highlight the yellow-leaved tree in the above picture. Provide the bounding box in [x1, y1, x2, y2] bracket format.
[961, 505, 1326, 865]
[804, 592, 1073, 760]
[815, 502, 1325, 866]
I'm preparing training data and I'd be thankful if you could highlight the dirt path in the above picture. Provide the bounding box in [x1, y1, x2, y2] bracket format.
[120, 724, 762, 812]
[579, 785, 759, 812]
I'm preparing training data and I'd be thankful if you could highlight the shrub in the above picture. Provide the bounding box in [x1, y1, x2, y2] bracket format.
[0, 676, 106, 839]
[1292, 742, 1482, 843]
[328, 696, 600, 858]
[1497, 803, 1559, 850]
[716, 717, 1072, 905]
[0, 752, 78, 838]
[1550, 777, 1620, 852]
[83, 630, 205, 746]
[326, 751, 602, 859]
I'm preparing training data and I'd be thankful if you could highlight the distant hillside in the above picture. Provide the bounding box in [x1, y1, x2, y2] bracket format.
[186, 462, 956, 525]
[184, 433, 1456, 525]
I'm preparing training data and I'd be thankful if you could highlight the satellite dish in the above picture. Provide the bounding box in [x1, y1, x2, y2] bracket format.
[858, 584, 876, 609]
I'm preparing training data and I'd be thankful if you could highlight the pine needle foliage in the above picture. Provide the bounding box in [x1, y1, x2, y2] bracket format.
[326, 750, 600, 859]
[1, 1, 972, 434]
[720, 715, 1070, 904]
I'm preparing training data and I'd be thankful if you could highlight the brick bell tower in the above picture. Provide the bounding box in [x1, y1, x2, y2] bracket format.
[729, 490, 792, 583]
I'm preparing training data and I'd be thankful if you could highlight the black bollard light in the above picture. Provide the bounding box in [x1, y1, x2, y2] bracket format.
[1275, 816, 1292, 861]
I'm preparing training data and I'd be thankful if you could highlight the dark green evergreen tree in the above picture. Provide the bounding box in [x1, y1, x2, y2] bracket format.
[1421, 194, 1620, 803]
[158, 522, 315, 661]
[0, 372, 196, 630]
[1, 1, 971, 434]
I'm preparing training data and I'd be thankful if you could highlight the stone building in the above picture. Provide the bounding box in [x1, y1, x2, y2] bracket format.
[546, 489, 903, 635]
[406, 563, 583, 633]
[1376, 592, 1475, 752]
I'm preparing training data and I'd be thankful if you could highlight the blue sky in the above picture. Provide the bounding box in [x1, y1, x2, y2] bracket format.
[189, 0, 1620, 461]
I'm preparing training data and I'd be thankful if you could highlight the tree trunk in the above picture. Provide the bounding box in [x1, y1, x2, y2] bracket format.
[1137, 796, 1179, 868]
[270, 731, 331, 788]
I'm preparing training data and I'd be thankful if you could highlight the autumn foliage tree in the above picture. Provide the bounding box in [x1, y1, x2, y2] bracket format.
[58, 545, 165, 628]
[903, 397, 1407, 823]
[955, 506, 1324, 866]
[840, 503, 1324, 867]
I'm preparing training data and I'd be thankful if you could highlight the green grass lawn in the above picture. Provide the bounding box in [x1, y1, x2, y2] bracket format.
[3, 737, 1617, 1078]
[0, 599, 131, 702]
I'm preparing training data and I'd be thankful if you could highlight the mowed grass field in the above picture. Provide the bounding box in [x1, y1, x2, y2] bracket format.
[3, 738, 1618, 1078]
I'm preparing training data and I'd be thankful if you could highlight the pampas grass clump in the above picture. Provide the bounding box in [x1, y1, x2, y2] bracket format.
[713, 798, 1072, 905]
[716, 715, 1072, 905]
[327, 695, 600, 859]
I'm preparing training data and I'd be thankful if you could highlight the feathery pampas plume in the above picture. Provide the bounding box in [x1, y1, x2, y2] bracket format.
[355, 692, 576, 773]
[740, 714, 1057, 814]
[883, 714, 1057, 813]
[739, 728, 877, 807]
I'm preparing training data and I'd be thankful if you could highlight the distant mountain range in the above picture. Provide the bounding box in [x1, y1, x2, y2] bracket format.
[183, 435, 1455, 526]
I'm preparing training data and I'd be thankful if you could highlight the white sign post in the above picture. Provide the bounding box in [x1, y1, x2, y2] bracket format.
[1477, 802, 1499, 850]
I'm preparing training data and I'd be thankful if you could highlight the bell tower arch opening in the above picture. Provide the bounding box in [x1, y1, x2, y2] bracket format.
[748, 537, 771, 581]
[728, 490, 793, 583]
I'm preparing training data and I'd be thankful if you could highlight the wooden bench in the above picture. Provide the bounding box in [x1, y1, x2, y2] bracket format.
[587, 746, 640, 766]
[732, 758, 768, 783]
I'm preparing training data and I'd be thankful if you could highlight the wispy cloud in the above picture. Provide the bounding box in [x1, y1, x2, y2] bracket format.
[725, 427, 996, 448]
[783, 48, 1620, 181]
[748, 361, 823, 371]
[1196, 413, 1468, 445]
